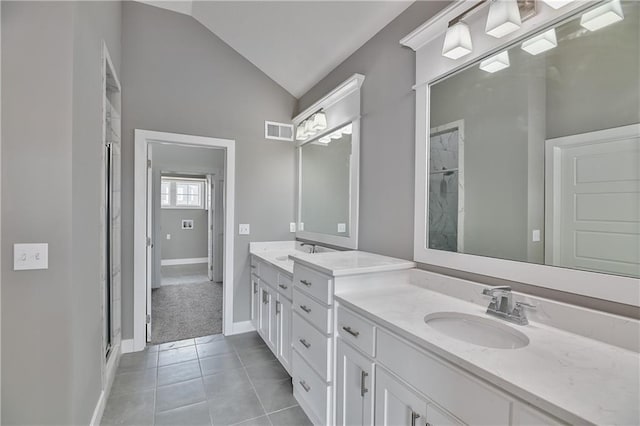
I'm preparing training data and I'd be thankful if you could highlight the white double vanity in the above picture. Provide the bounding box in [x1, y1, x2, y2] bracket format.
[248, 1, 640, 424]
[249, 242, 639, 426]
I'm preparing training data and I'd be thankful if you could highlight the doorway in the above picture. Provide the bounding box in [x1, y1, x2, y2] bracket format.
[134, 130, 235, 352]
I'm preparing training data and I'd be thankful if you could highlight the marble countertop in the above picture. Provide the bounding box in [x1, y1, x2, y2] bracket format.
[335, 283, 640, 425]
[288, 250, 415, 277]
[249, 242, 296, 275]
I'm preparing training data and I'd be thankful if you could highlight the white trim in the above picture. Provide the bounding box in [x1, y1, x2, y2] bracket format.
[91, 344, 120, 426]
[231, 320, 256, 335]
[120, 339, 135, 354]
[135, 130, 236, 352]
[410, 7, 640, 307]
[161, 257, 208, 266]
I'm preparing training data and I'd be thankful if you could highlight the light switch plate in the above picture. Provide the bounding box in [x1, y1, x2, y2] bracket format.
[532, 229, 541, 242]
[239, 224, 250, 235]
[289, 222, 296, 233]
[166, 234, 171, 240]
[14, 243, 48, 270]
[338, 223, 346, 233]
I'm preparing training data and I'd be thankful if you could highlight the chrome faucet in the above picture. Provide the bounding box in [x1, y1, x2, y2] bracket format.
[482, 286, 535, 325]
[300, 243, 317, 254]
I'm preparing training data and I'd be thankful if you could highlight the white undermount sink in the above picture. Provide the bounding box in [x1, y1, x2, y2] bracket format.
[424, 312, 529, 349]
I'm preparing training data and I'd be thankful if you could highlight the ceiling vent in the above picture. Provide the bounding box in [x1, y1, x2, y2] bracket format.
[265, 121, 294, 142]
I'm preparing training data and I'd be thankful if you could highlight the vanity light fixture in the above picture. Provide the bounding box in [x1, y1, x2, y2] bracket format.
[479, 51, 510, 73]
[296, 125, 308, 141]
[309, 111, 327, 132]
[330, 131, 343, 140]
[296, 110, 328, 141]
[540, 0, 576, 9]
[580, 0, 624, 32]
[485, 0, 522, 38]
[318, 136, 332, 144]
[521, 28, 557, 55]
[342, 123, 353, 135]
[442, 21, 474, 59]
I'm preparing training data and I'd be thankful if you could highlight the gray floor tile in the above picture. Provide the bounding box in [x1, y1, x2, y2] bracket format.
[245, 361, 290, 387]
[195, 334, 226, 345]
[111, 368, 157, 396]
[160, 338, 196, 351]
[158, 359, 202, 386]
[200, 353, 244, 376]
[203, 368, 253, 397]
[267, 406, 312, 426]
[156, 378, 206, 413]
[228, 332, 266, 351]
[145, 345, 160, 353]
[159, 345, 199, 366]
[233, 415, 271, 426]
[197, 340, 235, 358]
[254, 379, 296, 414]
[155, 401, 212, 426]
[101, 389, 155, 426]
[238, 345, 277, 368]
[208, 387, 266, 426]
[118, 351, 158, 373]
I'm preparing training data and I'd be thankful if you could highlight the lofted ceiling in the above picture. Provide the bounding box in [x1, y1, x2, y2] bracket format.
[136, 1, 414, 98]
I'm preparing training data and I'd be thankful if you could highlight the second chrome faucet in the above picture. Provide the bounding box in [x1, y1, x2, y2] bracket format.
[482, 286, 535, 325]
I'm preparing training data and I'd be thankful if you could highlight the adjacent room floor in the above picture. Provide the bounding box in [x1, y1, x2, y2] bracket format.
[151, 264, 223, 344]
[101, 332, 311, 426]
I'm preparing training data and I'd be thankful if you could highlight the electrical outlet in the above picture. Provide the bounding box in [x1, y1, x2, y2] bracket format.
[532, 229, 541, 242]
[14, 243, 48, 270]
[239, 224, 250, 235]
[166, 234, 171, 240]
[289, 222, 296, 233]
[337, 223, 346, 233]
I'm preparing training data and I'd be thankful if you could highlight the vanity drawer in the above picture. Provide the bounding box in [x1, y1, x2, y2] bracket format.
[292, 350, 331, 425]
[292, 312, 332, 380]
[293, 288, 332, 333]
[293, 264, 333, 304]
[277, 272, 293, 300]
[250, 257, 260, 276]
[377, 329, 511, 425]
[259, 263, 278, 288]
[336, 305, 376, 357]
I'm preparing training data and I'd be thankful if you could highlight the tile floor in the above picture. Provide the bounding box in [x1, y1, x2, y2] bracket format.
[101, 332, 311, 426]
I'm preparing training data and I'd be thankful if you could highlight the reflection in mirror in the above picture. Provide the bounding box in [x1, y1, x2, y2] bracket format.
[300, 123, 352, 237]
[428, 1, 639, 278]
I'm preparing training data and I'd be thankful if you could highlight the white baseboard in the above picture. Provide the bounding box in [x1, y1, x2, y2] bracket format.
[230, 320, 255, 335]
[90, 343, 121, 426]
[161, 257, 208, 266]
[121, 339, 135, 354]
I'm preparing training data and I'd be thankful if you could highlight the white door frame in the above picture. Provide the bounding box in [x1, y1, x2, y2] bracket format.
[134, 129, 235, 352]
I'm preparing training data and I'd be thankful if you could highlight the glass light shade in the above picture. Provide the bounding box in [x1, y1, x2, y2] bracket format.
[342, 123, 353, 135]
[309, 111, 327, 131]
[318, 136, 331, 144]
[479, 51, 510, 73]
[485, 0, 522, 38]
[521, 28, 557, 55]
[580, 0, 624, 32]
[540, 0, 576, 9]
[296, 124, 308, 141]
[330, 131, 343, 140]
[303, 120, 316, 138]
[442, 22, 473, 60]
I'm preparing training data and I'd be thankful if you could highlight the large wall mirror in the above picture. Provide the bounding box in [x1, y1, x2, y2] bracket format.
[295, 74, 364, 249]
[411, 1, 639, 305]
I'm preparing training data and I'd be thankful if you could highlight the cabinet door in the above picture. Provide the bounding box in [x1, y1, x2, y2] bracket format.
[375, 367, 428, 426]
[336, 338, 374, 426]
[276, 295, 292, 373]
[250, 277, 260, 330]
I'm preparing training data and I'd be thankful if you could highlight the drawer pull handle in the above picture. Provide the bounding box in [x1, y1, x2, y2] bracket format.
[300, 279, 312, 287]
[275, 300, 281, 315]
[299, 338, 311, 349]
[262, 290, 268, 304]
[411, 411, 421, 426]
[360, 371, 369, 397]
[251, 265, 257, 269]
[299, 380, 311, 392]
[342, 326, 360, 338]
[279, 284, 288, 290]
[299, 305, 311, 314]
[253, 282, 258, 294]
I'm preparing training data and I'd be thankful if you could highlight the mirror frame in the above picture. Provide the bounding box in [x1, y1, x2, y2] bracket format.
[403, 1, 639, 306]
[293, 74, 364, 249]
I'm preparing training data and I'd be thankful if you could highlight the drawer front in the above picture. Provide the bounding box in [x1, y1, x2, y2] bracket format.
[277, 272, 293, 300]
[259, 263, 278, 288]
[292, 312, 331, 380]
[250, 257, 260, 276]
[377, 329, 512, 425]
[293, 264, 333, 304]
[336, 305, 376, 357]
[292, 350, 330, 425]
[293, 288, 332, 333]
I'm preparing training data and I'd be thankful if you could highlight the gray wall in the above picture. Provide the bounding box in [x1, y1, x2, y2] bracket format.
[1, 1, 122, 424]
[122, 1, 297, 333]
[297, 1, 450, 260]
[161, 209, 208, 260]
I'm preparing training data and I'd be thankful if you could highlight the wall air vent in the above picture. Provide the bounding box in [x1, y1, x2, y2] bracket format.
[265, 121, 294, 141]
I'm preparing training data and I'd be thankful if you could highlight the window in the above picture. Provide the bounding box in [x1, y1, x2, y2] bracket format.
[161, 177, 206, 209]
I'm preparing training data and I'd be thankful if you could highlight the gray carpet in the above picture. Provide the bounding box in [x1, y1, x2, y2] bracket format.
[151, 280, 223, 344]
